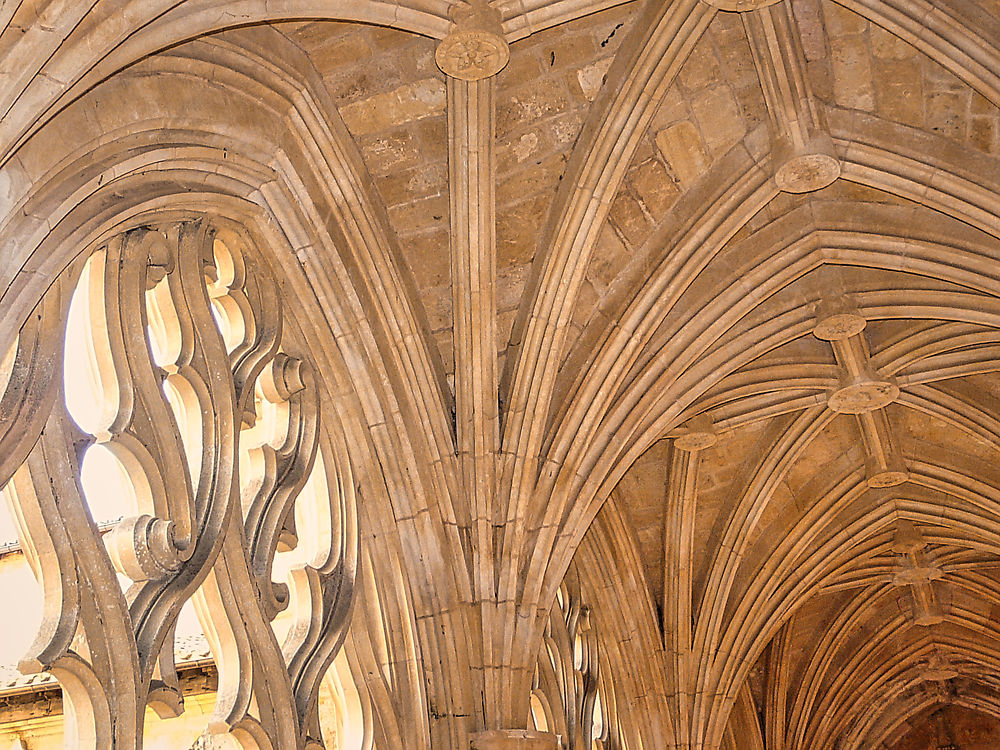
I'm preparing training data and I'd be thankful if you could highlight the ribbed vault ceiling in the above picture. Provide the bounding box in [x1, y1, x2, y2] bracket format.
[3, 0, 1000, 748]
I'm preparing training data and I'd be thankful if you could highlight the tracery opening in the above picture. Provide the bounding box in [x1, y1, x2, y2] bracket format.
[0, 220, 360, 750]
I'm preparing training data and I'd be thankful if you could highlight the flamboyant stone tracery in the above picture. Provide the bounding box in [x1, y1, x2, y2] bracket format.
[1, 223, 357, 749]
[2, 0, 1000, 748]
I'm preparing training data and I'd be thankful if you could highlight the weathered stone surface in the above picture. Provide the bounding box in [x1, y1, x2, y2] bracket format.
[679, 37, 722, 92]
[829, 33, 875, 111]
[575, 57, 613, 102]
[497, 193, 549, 268]
[628, 157, 679, 217]
[894, 705, 1000, 750]
[607, 189, 650, 249]
[691, 85, 747, 156]
[339, 79, 447, 135]
[655, 120, 710, 187]
[873, 58, 924, 125]
[586, 223, 630, 293]
[498, 78, 569, 137]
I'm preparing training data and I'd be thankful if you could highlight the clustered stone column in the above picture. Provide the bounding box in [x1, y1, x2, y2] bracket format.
[812, 296, 908, 488]
[739, 0, 842, 193]
[665, 416, 717, 750]
[892, 521, 947, 626]
[437, 4, 559, 748]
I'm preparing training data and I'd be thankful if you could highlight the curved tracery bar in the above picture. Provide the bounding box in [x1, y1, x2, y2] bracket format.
[0, 221, 357, 750]
[532, 572, 617, 750]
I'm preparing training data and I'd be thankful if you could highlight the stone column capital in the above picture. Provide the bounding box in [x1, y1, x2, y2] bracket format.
[436, 0, 509, 80]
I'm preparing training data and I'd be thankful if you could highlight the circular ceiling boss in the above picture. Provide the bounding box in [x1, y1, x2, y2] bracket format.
[775, 152, 842, 193]
[812, 311, 867, 341]
[436, 29, 510, 80]
[828, 379, 900, 414]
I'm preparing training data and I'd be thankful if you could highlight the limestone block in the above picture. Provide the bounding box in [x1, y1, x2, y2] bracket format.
[715, 31, 757, 90]
[870, 24, 916, 60]
[729, 86, 764, 132]
[497, 79, 570, 137]
[608, 190, 650, 248]
[792, 0, 828, 61]
[971, 117, 997, 153]
[496, 51, 543, 89]
[691, 85, 746, 156]
[339, 79, 447, 135]
[647, 85, 689, 134]
[406, 228, 451, 289]
[822, 2, 868, 36]
[378, 162, 448, 206]
[308, 33, 373, 77]
[587, 223, 630, 291]
[497, 265, 529, 312]
[873, 59, 924, 126]
[628, 157, 680, 217]
[678, 39, 721, 92]
[549, 110, 585, 146]
[498, 193, 549, 266]
[927, 90, 967, 139]
[421, 281, 454, 333]
[499, 131, 542, 170]
[359, 131, 421, 175]
[498, 153, 568, 207]
[972, 91, 996, 116]
[807, 59, 834, 101]
[387, 193, 448, 235]
[540, 33, 597, 72]
[830, 34, 875, 111]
